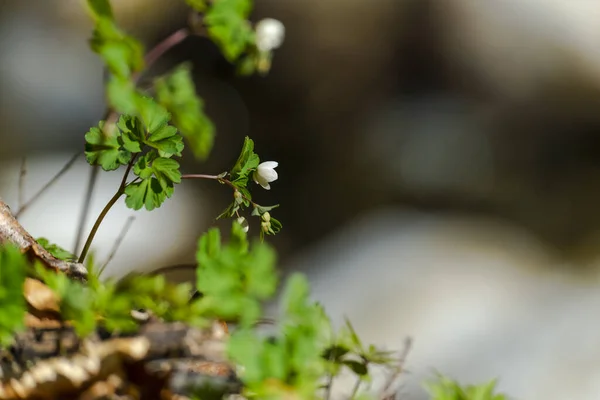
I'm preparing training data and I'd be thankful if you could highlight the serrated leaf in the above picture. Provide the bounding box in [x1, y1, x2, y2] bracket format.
[124, 178, 167, 211]
[117, 114, 144, 153]
[125, 153, 181, 211]
[152, 156, 182, 184]
[145, 124, 184, 157]
[155, 64, 215, 160]
[84, 122, 132, 171]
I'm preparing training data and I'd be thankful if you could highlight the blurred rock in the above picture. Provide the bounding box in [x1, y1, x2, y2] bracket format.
[283, 208, 600, 400]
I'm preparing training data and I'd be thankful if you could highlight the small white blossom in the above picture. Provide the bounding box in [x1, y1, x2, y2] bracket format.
[236, 216, 249, 233]
[253, 161, 278, 190]
[255, 18, 285, 52]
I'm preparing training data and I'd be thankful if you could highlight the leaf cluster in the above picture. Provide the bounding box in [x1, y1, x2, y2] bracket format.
[227, 274, 330, 399]
[195, 220, 277, 326]
[217, 137, 281, 238]
[425, 375, 508, 400]
[0, 245, 27, 347]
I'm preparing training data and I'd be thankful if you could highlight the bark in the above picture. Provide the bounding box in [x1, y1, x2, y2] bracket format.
[0, 322, 237, 400]
[0, 199, 87, 280]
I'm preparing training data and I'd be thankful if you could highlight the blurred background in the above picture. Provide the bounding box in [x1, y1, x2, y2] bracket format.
[2, 0, 600, 399]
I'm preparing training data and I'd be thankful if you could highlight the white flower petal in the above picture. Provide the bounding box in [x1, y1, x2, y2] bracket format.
[260, 161, 278, 169]
[260, 168, 278, 182]
[262, 182, 271, 190]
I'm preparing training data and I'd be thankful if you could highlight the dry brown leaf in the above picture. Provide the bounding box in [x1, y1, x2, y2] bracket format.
[23, 278, 60, 313]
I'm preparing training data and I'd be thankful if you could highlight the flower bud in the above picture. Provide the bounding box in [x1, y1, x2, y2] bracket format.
[234, 190, 243, 204]
[255, 18, 285, 52]
[261, 220, 271, 233]
[262, 211, 271, 222]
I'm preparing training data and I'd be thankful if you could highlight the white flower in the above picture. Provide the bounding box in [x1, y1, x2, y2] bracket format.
[255, 18, 285, 52]
[253, 161, 278, 190]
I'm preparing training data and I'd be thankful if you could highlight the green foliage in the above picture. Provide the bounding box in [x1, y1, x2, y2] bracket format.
[227, 274, 329, 399]
[87, 0, 144, 79]
[204, 0, 255, 62]
[124, 151, 182, 211]
[195, 221, 277, 327]
[36, 238, 77, 261]
[84, 121, 132, 171]
[0, 245, 27, 347]
[36, 264, 97, 337]
[155, 63, 215, 160]
[425, 375, 508, 400]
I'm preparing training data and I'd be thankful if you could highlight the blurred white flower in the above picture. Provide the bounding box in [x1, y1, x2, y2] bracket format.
[255, 18, 285, 52]
[253, 161, 278, 190]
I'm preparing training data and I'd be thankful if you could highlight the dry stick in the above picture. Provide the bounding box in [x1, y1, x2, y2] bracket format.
[15, 152, 81, 219]
[0, 199, 88, 279]
[18, 157, 26, 211]
[379, 337, 413, 400]
[74, 27, 192, 262]
[98, 215, 135, 276]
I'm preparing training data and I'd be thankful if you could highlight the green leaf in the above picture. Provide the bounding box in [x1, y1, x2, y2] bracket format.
[343, 360, 368, 376]
[0, 245, 27, 347]
[106, 76, 138, 115]
[205, 0, 254, 61]
[87, 0, 113, 19]
[152, 156, 182, 185]
[117, 114, 144, 153]
[124, 152, 181, 211]
[89, 18, 145, 78]
[230, 136, 260, 183]
[145, 124, 184, 157]
[154, 64, 215, 160]
[36, 265, 96, 337]
[124, 178, 165, 211]
[136, 96, 171, 134]
[84, 121, 132, 171]
[36, 238, 76, 261]
[251, 204, 279, 216]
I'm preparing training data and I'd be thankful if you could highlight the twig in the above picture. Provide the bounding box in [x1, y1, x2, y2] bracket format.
[15, 153, 81, 219]
[379, 337, 413, 400]
[0, 199, 87, 280]
[18, 157, 26, 211]
[98, 216, 136, 276]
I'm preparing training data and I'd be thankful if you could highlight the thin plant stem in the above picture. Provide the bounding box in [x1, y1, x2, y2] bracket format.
[78, 158, 136, 263]
[181, 173, 260, 207]
[18, 157, 26, 211]
[98, 215, 136, 276]
[350, 377, 362, 399]
[16, 152, 81, 218]
[74, 166, 99, 254]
